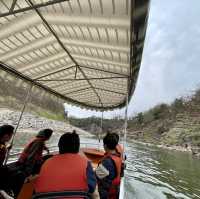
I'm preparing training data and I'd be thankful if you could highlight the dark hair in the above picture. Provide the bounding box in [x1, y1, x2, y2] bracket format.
[58, 132, 80, 154]
[0, 125, 14, 139]
[103, 133, 118, 150]
[113, 133, 119, 143]
[36, 129, 53, 139]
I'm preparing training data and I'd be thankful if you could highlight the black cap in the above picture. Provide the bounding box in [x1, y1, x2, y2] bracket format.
[0, 124, 14, 138]
[36, 129, 53, 139]
[58, 132, 80, 154]
[103, 133, 118, 150]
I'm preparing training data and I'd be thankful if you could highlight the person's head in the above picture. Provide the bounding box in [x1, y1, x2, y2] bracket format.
[113, 133, 119, 143]
[58, 131, 80, 154]
[103, 133, 118, 151]
[36, 129, 53, 140]
[0, 125, 14, 143]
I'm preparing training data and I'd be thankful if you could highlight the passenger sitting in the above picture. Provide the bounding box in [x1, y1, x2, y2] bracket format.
[0, 125, 14, 198]
[0, 125, 14, 167]
[96, 133, 122, 199]
[33, 132, 100, 199]
[18, 129, 53, 176]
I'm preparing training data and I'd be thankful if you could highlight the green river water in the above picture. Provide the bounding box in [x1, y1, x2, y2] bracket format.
[11, 133, 200, 199]
[125, 142, 200, 199]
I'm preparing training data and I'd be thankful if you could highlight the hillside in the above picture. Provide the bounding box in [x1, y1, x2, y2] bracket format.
[127, 91, 200, 156]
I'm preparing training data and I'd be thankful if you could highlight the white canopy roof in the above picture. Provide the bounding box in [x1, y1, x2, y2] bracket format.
[0, 0, 150, 110]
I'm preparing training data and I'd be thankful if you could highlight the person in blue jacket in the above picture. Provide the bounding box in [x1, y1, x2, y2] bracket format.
[96, 133, 121, 199]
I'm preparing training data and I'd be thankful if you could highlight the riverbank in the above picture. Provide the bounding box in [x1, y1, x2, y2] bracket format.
[0, 108, 92, 137]
[126, 140, 200, 199]
[127, 111, 200, 158]
[132, 140, 191, 152]
[131, 139, 200, 159]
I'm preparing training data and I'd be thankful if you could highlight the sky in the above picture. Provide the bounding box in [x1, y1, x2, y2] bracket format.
[65, 0, 200, 119]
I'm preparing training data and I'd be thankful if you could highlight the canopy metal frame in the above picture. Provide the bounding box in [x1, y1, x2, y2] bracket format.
[0, 0, 150, 110]
[27, 0, 103, 107]
[0, 61, 120, 110]
[37, 76, 127, 82]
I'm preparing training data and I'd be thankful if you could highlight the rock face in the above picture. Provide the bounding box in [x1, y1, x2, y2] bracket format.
[0, 108, 92, 137]
[163, 114, 200, 147]
[128, 113, 200, 157]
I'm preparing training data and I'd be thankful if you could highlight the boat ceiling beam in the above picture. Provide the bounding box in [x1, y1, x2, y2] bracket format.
[37, 76, 127, 82]
[9, 0, 18, 12]
[0, 0, 68, 18]
[63, 87, 91, 95]
[78, 65, 129, 77]
[34, 65, 76, 80]
[94, 87, 126, 96]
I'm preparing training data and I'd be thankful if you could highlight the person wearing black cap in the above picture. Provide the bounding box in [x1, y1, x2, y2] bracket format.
[18, 128, 53, 176]
[0, 125, 14, 198]
[33, 131, 100, 199]
[96, 133, 122, 199]
[0, 125, 14, 167]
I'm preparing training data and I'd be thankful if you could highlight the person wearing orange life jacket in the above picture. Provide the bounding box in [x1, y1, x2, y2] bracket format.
[112, 133, 126, 178]
[33, 132, 100, 199]
[18, 129, 53, 176]
[105, 131, 123, 158]
[96, 133, 122, 199]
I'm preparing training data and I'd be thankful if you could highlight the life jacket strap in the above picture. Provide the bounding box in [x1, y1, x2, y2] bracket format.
[33, 190, 90, 199]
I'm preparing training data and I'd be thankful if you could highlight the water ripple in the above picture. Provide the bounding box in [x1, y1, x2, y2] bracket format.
[125, 142, 200, 199]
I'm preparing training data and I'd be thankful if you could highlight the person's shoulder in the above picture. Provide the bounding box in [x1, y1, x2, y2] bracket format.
[78, 153, 89, 163]
[102, 156, 115, 166]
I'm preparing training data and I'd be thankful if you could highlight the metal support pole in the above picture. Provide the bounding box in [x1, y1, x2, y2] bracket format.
[123, 93, 129, 157]
[98, 111, 103, 149]
[4, 84, 33, 164]
[101, 111, 104, 136]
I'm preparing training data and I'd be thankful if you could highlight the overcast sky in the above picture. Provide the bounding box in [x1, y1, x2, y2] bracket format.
[65, 0, 200, 118]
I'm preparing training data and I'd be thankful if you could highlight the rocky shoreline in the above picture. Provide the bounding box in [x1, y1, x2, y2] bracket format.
[0, 108, 92, 137]
[132, 140, 200, 158]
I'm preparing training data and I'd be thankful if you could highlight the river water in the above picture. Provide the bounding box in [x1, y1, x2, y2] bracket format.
[125, 142, 200, 199]
[10, 133, 200, 199]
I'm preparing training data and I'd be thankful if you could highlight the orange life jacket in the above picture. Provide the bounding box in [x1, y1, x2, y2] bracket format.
[104, 153, 122, 199]
[18, 137, 45, 163]
[33, 153, 89, 199]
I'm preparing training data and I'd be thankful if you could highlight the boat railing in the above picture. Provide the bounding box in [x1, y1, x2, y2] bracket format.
[8, 141, 103, 162]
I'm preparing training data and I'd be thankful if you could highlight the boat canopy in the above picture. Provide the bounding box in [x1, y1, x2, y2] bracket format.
[0, 0, 149, 110]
